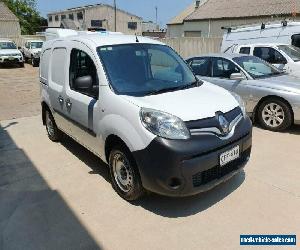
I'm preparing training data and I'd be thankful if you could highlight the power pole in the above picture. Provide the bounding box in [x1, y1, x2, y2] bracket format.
[155, 6, 158, 25]
[114, 0, 117, 32]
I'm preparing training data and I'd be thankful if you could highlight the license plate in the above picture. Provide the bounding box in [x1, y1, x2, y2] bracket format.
[220, 145, 240, 167]
[8, 57, 15, 61]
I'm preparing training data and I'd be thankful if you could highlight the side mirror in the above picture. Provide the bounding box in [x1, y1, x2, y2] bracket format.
[18, 46, 21, 50]
[74, 75, 93, 90]
[230, 73, 246, 81]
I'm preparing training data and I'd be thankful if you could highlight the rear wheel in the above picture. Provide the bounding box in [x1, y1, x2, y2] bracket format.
[109, 144, 145, 201]
[45, 110, 62, 141]
[257, 98, 292, 131]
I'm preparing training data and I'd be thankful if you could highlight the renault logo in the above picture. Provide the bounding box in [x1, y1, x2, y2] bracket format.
[217, 114, 230, 135]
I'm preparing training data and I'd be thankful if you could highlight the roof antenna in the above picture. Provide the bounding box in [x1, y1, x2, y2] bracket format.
[135, 34, 139, 43]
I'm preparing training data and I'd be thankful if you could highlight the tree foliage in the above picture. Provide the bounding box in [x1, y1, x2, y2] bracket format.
[3, 0, 46, 35]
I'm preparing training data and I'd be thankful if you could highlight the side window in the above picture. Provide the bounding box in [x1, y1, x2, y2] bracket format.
[254, 47, 286, 64]
[40, 49, 51, 82]
[212, 58, 240, 78]
[239, 47, 250, 55]
[69, 49, 98, 97]
[292, 34, 300, 48]
[149, 49, 182, 82]
[51, 48, 67, 86]
[189, 58, 211, 76]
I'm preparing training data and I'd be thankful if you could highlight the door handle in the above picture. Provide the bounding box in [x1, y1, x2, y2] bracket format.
[58, 96, 64, 104]
[66, 99, 72, 109]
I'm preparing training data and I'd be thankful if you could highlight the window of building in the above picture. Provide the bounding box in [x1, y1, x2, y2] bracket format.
[188, 57, 211, 76]
[128, 22, 137, 30]
[91, 20, 103, 27]
[253, 47, 287, 64]
[69, 13, 74, 20]
[184, 31, 202, 37]
[55, 15, 59, 21]
[48, 16, 52, 22]
[239, 47, 251, 55]
[69, 49, 98, 98]
[212, 58, 240, 78]
[61, 15, 66, 20]
[77, 12, 83, 20]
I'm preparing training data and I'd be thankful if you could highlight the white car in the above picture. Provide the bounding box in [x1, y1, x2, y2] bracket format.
[40, 29, 252, 201]
[0, 39, 24, 67]
[227, 43, 300, 78]
[22, 40, 44, 67]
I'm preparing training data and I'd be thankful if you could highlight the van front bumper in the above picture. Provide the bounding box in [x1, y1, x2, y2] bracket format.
[133, 116, 252, 197]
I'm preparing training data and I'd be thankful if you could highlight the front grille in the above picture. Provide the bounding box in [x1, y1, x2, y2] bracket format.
[192, 147, 251, 187]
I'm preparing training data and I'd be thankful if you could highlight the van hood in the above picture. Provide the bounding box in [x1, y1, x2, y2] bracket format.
[121, 81, 239, 121]
[0, 49, 21, 55]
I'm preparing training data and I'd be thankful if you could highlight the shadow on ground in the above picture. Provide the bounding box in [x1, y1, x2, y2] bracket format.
[60, 133, 245, 218]
[0, 123, 101, 250]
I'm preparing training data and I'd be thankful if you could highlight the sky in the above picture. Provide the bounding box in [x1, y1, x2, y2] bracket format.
[36, 0, 194, 27]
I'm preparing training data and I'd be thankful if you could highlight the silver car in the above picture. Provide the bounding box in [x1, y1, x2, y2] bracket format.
[187, 54, 300, 131]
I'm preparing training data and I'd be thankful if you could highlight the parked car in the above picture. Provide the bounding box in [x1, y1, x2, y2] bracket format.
[226, 43, 300, 78]
[0, 39, 24, 67]
[40, 29, 252, 201]
[22, 40, 44, 67]
[221, 21, 300, 51]
[187, 54, 300, 131]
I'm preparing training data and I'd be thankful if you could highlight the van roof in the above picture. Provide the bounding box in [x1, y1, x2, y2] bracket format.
[236, 43, 290, 47]
[229, 21, 300, 33]
[43, 29, 164, 49]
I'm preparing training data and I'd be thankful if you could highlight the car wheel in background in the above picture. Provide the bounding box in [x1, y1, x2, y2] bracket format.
[32, 58, 38, 67]
[45, 110, 62, 142]
[258, 98, 292, 131]
[19, 62, 24, 68]
[109, 144, 145, 201]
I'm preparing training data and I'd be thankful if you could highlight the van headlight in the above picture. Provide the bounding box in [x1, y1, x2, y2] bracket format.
[140, 108, 190, 140]
[231, 92, 246, 117]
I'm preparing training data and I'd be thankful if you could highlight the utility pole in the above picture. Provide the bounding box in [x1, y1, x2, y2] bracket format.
[114, 0, 117, 32]
[155, 6, 158, 25]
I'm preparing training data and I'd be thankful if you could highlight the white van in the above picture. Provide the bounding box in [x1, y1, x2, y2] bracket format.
[221, 21, 300, 52]
[228, 43, 300, 78]
[40, 29, 252, 201]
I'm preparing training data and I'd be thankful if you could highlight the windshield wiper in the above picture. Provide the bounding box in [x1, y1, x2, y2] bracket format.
[145, 86, 185, 96]
[145, 80, 203, 96]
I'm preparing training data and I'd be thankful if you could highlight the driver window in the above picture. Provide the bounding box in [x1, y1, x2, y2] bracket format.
[212, 58, 240, 78]
[69, 49, 98, 97]
[253, 47, 286, 64]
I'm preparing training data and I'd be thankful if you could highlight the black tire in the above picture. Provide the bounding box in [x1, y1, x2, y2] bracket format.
[257, 98, 292, 132]
[45, 109, 62, 142]
[32, 58, 39, 67]
[109, 144, 145, 201]
[19, 62, 24, 68]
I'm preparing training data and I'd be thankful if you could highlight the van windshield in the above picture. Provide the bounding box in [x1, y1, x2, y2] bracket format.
[97, 44, 197, 97]
[31, 42, 43, 49]
[277, 45, 300, 62]
[0, 42, 17, 50]
[233, 56, 282, 79]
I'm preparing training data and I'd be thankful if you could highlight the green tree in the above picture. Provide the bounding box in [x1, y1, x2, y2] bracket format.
[3, 0, 46, 35]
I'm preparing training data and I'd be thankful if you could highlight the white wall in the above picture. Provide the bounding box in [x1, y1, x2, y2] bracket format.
[157, 37, 222, 58]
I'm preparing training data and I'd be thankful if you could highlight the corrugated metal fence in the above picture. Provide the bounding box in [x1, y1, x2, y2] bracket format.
[156, 37, 222, 58]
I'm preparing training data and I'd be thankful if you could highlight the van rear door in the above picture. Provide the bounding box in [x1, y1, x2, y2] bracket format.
[48, 45, 69, 132]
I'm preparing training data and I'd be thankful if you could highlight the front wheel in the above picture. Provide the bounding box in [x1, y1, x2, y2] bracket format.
[257, 98, 292, 131]
[45, 110, 62, 141]
[109, 145, 145, 201]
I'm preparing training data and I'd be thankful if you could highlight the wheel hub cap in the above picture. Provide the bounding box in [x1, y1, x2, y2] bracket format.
[112, 153, 133, 193]
[262, 103, 285, 128]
